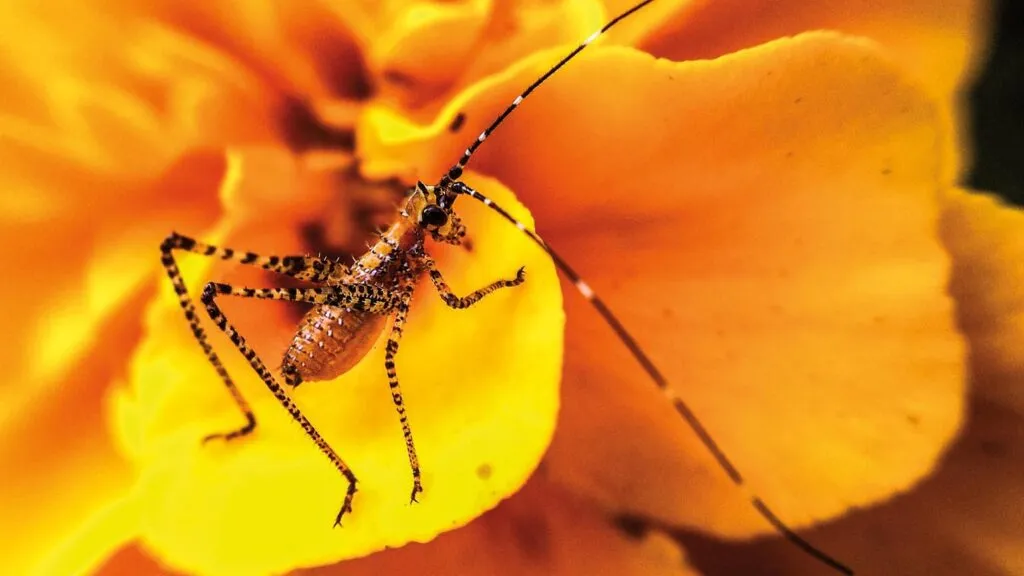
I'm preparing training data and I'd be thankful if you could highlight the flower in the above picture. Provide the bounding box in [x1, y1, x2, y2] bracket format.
[360, 26, 973, 538]
[1, 1, 1013, 576]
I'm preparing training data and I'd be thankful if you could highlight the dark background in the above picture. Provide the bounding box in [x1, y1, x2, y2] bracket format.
[968, 0, 1024, 206]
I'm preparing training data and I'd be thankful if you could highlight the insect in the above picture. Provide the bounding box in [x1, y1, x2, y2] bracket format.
[159, 0, 854, 573]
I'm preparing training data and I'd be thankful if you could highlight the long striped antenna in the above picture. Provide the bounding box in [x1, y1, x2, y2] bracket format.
[439, 1, 856, 573]
[451, 181, 854, 575]
[439, 0, 657, 187]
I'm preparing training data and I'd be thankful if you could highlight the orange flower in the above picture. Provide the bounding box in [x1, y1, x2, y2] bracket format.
[1, 1, 1014, 576]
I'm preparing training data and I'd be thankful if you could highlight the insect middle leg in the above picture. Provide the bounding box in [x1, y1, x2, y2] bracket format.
[418, 254, 526, 309]
[381, 286, 424, 503]
[198, 281, 401, 526]
[159, 232, 348, 441]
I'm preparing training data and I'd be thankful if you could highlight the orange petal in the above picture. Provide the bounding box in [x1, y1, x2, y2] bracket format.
[110, 151, 563, 574]
[313, 0, 609, 118]
[0, 150, 230, 575]
[360, 33, 965, 537]
[0, 151, 224, 422]
[680, 190, 1024, 575]
[632, 0, 991, 179]
[942, 190, 1024, 415]
[0, 288, 139, 575]
[0, 3, 278, 187]
[98, 0, 366, 101]
[96, 541, 181, 576]
[295, 471, 699, 576]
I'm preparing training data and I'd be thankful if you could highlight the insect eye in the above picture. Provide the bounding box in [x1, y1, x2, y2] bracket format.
[421, 205, 448, 227]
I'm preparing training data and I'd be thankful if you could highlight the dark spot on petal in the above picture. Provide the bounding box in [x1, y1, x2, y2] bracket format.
[980, 439, 1008, 458]
[449, 112, 466, 133]
[613, 514, 649, 540]
[476, 462, 492, 479]
[382, 69, 417, 88]
[511, 512, 551, 561]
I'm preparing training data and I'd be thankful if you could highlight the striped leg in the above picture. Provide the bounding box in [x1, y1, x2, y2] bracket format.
[162, 231, 345, 282]
[198, 282, 399, 526]
[382, 288, 423, 503]
[419, 254, 526, 309]
[159, 232, 346, 440]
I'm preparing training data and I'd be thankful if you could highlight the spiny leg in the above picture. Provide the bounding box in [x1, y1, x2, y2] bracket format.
[418, 253, 526, 309]
[198, 281, 400, 526]
[159, 232, 348, 441]
[382, 288, 424, 503]
[160, 239, 255, 441]
[163, 231, 345, 283]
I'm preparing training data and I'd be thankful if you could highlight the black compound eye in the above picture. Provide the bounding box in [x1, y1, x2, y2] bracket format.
[421, 205, 448, 227]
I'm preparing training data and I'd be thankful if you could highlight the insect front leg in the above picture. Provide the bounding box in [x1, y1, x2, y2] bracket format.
[418, 254, 526, 309]
[198, 282, 398, 526]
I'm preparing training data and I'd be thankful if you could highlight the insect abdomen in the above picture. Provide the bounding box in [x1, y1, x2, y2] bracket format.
[282, 305, 387, 385]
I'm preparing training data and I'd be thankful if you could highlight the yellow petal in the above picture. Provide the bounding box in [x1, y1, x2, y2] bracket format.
[295, 471, 699, 576]
[359, 33, 965, 537]
[93, 472, 697, 576]
[111, 152, 563, 575]
[29, 496, 140, 576]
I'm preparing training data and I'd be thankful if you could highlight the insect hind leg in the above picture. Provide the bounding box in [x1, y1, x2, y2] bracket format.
[199, 282, 368, 526]
[162, 231, 345, 282]
[159, 232, 350, 440]
[160, 237, 257, 443]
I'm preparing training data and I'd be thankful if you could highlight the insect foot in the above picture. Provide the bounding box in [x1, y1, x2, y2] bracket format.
[333, 481, 359, 528]
[410, 477, 424, 504]
[200, 412, 256, 444]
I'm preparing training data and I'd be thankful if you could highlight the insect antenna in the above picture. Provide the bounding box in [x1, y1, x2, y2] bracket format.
[442, 1, 856, 573]
[439, 0, 657, 187]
